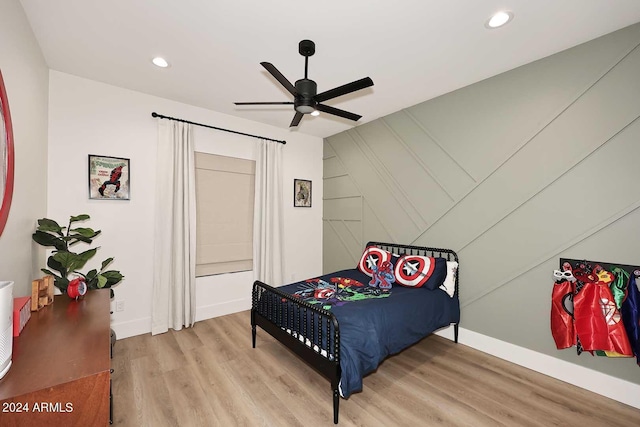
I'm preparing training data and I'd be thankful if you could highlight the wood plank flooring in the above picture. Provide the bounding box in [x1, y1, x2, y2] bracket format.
[111, 311, 640, 426]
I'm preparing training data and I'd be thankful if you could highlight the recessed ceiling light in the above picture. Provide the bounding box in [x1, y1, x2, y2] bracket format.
[311, 110, 320, 117]
[486, 11, 513, 29]
[152, 57, 169, 68]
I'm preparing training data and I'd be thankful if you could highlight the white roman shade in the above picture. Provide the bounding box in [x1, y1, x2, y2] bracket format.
[194, 152, 255, 276]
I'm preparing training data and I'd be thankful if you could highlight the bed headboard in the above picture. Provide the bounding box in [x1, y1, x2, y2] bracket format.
[367, 241, 458, 262]
[366, 241, 459, 298]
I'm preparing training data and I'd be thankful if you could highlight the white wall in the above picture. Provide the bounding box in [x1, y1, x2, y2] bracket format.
[48, 71, 323, 339]
[0, 0, 49, 297]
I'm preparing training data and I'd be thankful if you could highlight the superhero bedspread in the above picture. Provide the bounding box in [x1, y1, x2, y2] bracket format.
[278, 267, 460, 397]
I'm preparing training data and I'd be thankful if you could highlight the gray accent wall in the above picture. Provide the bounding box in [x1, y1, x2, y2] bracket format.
[323, 23, 640, 384]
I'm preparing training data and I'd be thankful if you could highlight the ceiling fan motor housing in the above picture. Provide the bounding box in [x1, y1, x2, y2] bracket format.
[294, 79, 317, 113]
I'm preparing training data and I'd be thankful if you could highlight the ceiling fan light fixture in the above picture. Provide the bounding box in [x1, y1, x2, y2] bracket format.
[294, 94, 316, 114]
[295, 105, 316, 114]
[152, 57, 169, 68]
[311, 110, 320, 117]
[486, 11, 513, 29]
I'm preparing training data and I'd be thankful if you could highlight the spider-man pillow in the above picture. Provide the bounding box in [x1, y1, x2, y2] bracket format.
[394, 255, 447, 290]
[357, 246, 397, 277]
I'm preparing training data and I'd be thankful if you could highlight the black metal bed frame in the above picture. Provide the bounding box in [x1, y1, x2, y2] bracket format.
[251, 241, 460, 424]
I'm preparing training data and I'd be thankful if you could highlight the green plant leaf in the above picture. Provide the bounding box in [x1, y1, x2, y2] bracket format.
[70, 227, 100, 238]
[75, 248, 98, 271]
[52, 249, 97, 272]
[96, 274, 108, 288]
[33, 230, 66, 251]
[46, 256, 66, 277]
[54, 276, 70, 292]
[37, 218, 64, 235]
[85, 275, 98, 290]
[68, 235, 93, 245]
[101, 257, 114, 271]
[52, 251, 81, 271]
[40, 269, 61, 280]
[69, 214, 90, 223]
[102, 270, 124, 287]
[67, 228, 101, 246]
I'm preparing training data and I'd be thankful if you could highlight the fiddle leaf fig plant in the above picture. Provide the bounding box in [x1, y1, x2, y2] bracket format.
[32, 214, 124, 298]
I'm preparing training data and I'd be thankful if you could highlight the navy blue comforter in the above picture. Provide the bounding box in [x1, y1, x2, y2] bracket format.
[278, 268, 460, 398]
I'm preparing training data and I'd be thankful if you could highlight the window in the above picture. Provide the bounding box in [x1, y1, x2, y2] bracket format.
[194, 152, 255, 276]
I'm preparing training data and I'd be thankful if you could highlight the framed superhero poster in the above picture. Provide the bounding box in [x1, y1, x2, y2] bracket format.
[88, 155, 130, 200]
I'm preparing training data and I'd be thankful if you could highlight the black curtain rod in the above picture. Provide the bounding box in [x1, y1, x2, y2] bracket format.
[151, 112, 286, 144]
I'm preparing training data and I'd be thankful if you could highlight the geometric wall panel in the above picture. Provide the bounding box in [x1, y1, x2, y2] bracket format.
[323, 22, 640, 385]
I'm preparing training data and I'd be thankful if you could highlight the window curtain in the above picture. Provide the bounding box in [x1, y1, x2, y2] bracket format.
[151, 120, 197, 335]
[253, 139, 284, 286]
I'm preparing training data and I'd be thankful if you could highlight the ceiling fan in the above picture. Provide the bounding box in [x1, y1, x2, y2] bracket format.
[235, 40, 374, 127]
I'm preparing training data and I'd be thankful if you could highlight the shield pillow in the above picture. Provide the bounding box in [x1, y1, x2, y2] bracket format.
[394, 255, 447, 290]
[357, 246, 393, 277]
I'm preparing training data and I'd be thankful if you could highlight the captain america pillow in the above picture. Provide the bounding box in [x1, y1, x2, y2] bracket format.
[394, 255, 447, 290]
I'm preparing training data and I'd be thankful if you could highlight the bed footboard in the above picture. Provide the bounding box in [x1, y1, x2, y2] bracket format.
[251, 280, 342, 424]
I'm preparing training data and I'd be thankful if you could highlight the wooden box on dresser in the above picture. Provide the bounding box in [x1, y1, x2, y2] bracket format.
[0, 289, 111, 426]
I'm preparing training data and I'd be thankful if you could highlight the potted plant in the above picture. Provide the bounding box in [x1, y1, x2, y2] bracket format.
[32, 214, 123, 298]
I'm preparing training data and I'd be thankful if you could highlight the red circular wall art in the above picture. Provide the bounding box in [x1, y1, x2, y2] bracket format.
[0, 70, 14, 238]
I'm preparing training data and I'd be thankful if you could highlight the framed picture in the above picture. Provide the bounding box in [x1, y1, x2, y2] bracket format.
[88, 155, 130, 200]
[294, 179, 312, 208]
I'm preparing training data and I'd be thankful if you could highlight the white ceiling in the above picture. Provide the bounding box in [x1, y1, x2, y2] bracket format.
[19, 0, 640, 139]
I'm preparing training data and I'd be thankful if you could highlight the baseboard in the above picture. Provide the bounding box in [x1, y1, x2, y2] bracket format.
[195, 297, 251, 322]
[435, 325, 640, 410]
[111, 317, 151, 340]
[110, 299, 251, 341]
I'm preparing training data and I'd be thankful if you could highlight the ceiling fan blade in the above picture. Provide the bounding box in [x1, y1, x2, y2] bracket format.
[315, 77, 373, 103]
[290, 112, 304, 127]
[234, 102, 294, 105]
[315, 104, 362, 121]
[261, 62, 297, 96]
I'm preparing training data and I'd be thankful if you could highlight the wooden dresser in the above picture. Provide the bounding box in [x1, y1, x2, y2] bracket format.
[0, 289, 111, 426]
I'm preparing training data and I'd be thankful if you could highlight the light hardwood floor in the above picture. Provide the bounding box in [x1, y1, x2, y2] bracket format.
[112, 311, 640, 426]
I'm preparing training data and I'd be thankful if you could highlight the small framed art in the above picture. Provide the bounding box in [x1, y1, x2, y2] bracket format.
[88, 155, 130, 200]
[294, 179, 311, 208]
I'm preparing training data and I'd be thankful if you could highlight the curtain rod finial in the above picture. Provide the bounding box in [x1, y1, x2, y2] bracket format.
[151, 112, 158, 118]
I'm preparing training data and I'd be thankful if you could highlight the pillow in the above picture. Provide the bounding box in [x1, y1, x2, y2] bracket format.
[357, 246, 395, 278]
[439, 261, 458, 297]
[394, 255, 447, 290]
